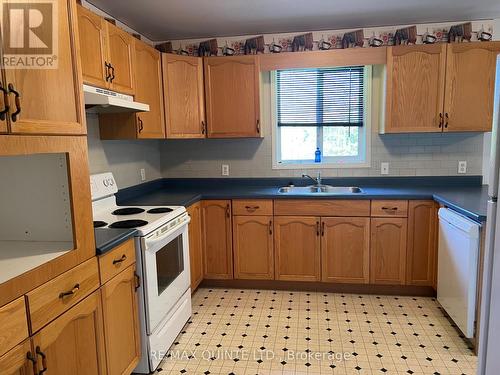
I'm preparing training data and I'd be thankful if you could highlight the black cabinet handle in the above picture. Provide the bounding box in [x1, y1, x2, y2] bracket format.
[109, 64, 115, 82]
[256, 119, 260, 134]
[0, 83, 9, 121]
[134, 272, 141, 291]
[321, 222, 325, 237]
[381, 206, 398, 211]
[438, 113, 443, 128]
[36, 346, 48, 374]
[244, 205, 260, 212]
[316, 221, 320, 236]
[226, 204, 230, 218]
[201, 120, 206, 134]
[26, 351, 37, 373]
[269, 220, 273, 235]
[444, 113, 449, 128]
[105, 61, 111, 82]
[8, 83, 20, 122]
[138, 117, 143, 133]
[59, 283, 80, 299]
[112, 254, 127, 264]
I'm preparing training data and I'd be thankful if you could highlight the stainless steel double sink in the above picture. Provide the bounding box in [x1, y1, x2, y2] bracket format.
[277, 185, 363, 194]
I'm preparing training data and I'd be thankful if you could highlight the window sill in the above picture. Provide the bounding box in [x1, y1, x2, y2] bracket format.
[272, 161, 371, 170]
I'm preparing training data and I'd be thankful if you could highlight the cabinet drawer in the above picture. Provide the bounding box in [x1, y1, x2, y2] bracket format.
[26, 258, 99, 333]
[371, 200, 408, 217]
[274, 199, 370, 217]
[98, 239, 136, 284]
[232, 200, 273, 215]
[0, 297, 28, 357]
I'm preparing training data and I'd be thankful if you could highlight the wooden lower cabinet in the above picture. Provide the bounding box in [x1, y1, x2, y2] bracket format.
[233, 216, 274, 280]
[187, 202, 204, 290]
[101, 265, 140, 375]
[0, 339, 35, 375]
[31, 290, 106, 375]
[370, 218, 408, 285]
[321, 217, 370, 284]
[274, 216, 321, 281]
[202, 200, 233, 279]
[406, 201, 438, 286]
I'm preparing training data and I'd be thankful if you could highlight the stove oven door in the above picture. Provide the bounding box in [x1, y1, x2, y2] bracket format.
[141, 221, 191, 334]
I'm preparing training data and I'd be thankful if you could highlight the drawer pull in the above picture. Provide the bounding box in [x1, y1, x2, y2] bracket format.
[245, 205, 260, 212]
[8, 83, 21, 122]
[36, 346, 48, 374]
[112, 254, 127, 264]
[58, 283, 80, 299]
[381, 207, 398, 211]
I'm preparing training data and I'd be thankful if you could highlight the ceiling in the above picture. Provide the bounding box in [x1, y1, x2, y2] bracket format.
[88, 0, 500, 41]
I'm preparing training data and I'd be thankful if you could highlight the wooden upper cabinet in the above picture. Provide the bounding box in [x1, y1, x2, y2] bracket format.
[187, 202, 204, 290]
[31, 291, 106, 375]
[163, 54, 205, 138]
[202, 200, 233, 279]
[233, 215, 274, 280]
[0, 339, 35, 375]
[77, 4, 108, 88]
[274, 216, 321, 282]
[134, 42, 165, 138]
[101, 265, 140, 375]
[443, 42, 500, 132]
[204, 55, 261, 138]
[406, 201, 438, 286]
[106, 22, 135, 95]
[370, 218, 407, 285]
[384, 44, 446, 133]
[321, 217, 370, 284]
[4, 0, 85, 135]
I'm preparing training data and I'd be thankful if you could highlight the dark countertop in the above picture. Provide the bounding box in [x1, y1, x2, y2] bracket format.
[94, 228, 137, 255]
[115, 176, 489, 222]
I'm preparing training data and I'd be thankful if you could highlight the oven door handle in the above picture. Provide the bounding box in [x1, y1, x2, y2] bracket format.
[144, 217, 190, 248]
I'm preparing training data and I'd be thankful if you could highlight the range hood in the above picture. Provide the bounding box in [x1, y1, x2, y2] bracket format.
[83, 84, 149, 113]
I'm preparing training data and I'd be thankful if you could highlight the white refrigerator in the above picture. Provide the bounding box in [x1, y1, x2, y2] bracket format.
[478, 54, 500, 374]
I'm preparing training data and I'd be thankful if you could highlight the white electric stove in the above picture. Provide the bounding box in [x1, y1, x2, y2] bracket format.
[91, 173, 192, 374]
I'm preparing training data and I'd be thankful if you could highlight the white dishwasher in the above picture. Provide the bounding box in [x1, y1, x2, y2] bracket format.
[438, 207, 481, 338]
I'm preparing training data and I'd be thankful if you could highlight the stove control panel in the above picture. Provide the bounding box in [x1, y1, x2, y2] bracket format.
[90, 172, 118, 201]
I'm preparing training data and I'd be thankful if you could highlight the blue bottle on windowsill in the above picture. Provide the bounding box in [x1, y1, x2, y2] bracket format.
[315, 148, 321, 163]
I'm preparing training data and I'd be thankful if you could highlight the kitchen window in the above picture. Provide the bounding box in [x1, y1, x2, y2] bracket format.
[272, 65, 371, 168]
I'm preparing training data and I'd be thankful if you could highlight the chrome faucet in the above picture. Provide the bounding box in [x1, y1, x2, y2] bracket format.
[302, 171, 322, 186]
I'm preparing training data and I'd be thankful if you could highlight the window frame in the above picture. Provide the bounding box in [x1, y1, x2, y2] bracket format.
[271, 65, 372, 170]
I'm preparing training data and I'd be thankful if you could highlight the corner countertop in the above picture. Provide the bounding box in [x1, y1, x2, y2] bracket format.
[115, 176, 489, 223]
[94, 228, 137, 255]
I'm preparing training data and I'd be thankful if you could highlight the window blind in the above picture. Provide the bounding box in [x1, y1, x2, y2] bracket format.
[276, 66, 364, 127]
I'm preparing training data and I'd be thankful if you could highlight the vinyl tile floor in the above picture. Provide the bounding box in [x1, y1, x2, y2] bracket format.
[156, 288, 477, 375]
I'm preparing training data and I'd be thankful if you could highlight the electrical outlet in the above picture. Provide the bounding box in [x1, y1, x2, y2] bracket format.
[140, 168, 146, 181]
[221, 164, 229, 176]
[458, 161, 467, 174]
[381, 162, 389, 175]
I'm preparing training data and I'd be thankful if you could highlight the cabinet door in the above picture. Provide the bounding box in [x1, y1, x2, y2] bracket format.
[163, 54, 205, 138]
[202, 200, 233, 279]
[384, 44, 446, 133]
[233, 216, 274, 280]
[187, 202, 204, 290]
[32, 291, 106, 375]
[106, 22, 135, 95]
[406, 201, 437, 286]
[443, 42, 500, 132]
[101, 265, 140, 375]
[274, 216, 320, 281]
[4, 0, 85, 135]
[0, 339, 35, 375]
[204, 55, 261, 138]
[134, 42, 165, 138]
[370, 218, 407, 285]
[321, 217, 370, 284]
[76, 4, 108, 88]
